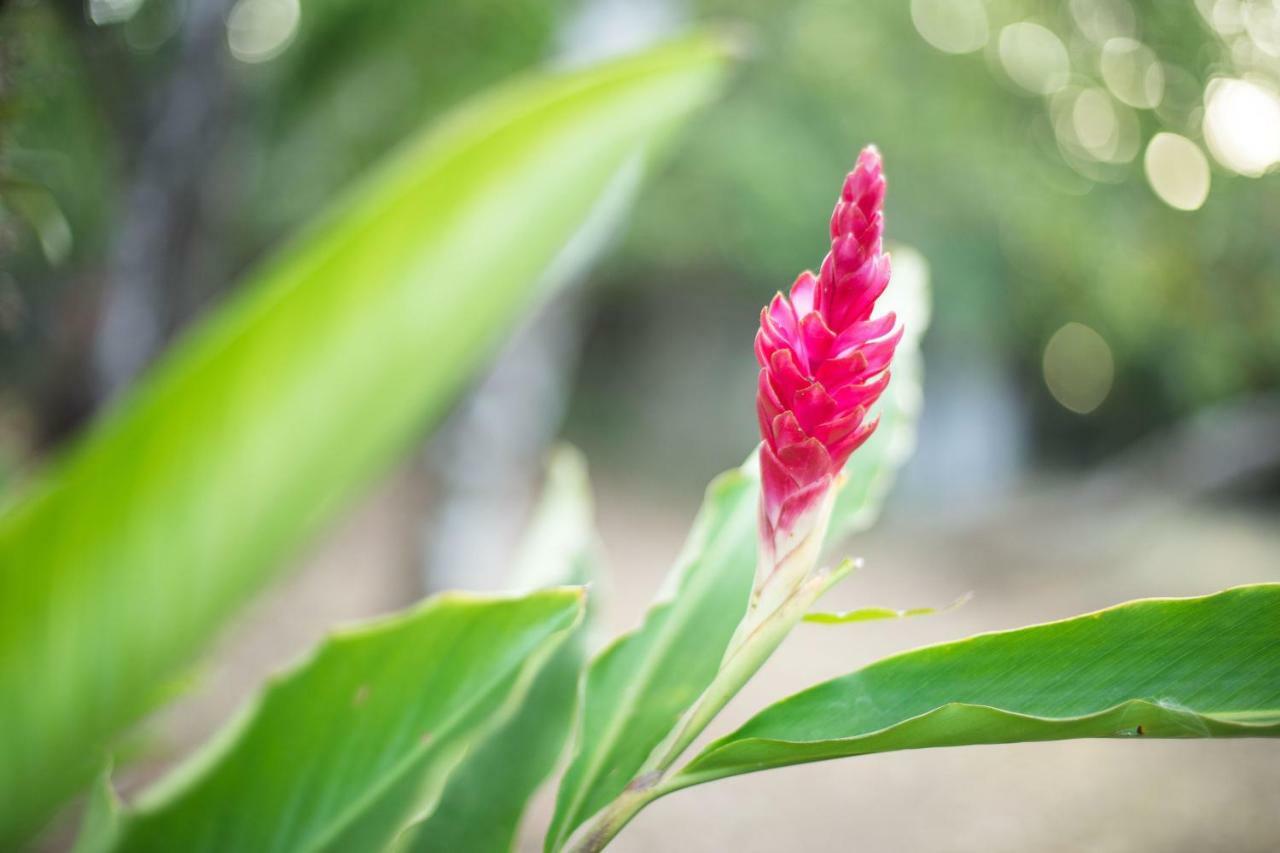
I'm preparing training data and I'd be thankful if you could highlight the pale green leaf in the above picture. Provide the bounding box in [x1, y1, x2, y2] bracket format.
[108, 589, 583, 852]
[0, 36, 729, 845]
[804, 591, 972, 624]
[670, 584, 1280, 792]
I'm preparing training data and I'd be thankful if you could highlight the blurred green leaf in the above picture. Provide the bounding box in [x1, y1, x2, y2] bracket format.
[546, 274, 929, 852]
[0, 36, 730, 846]
[245, 0, 570, 240]
[670, 584, 1280, 791]
[100, 589, 584, 852]
[403, 448, 600, 853]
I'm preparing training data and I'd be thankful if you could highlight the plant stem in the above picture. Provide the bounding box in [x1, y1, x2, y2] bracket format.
[564, 559, 855, 853]
[563, 783, 661, 853]
[650, 558, 855, 771]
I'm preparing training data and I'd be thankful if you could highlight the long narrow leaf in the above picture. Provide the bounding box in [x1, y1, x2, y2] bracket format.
[670, 584, 1280, 791]
[0, 36, 730, 845]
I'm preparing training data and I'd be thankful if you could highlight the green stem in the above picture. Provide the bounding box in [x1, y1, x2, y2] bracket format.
[564, 559, 855, 853]
[649, 559, 853, 772]
[563, 783, 661, 853]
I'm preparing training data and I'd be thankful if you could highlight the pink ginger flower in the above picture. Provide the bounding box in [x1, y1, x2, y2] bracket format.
[754, 146, 902, 565]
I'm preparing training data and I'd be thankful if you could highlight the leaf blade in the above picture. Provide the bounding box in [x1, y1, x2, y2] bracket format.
[110, 589, 584, 853]
[673, 583, 1280, 789]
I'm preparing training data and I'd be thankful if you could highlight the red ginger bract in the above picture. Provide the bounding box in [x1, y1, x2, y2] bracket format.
[755, 146, 902, 560]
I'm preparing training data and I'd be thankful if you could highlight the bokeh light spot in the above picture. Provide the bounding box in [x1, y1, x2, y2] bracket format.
[1073, 89, 1118, 153]
[89, 0, 144, 25]
[1144, 132, 1211, 211]
[1244, 1, 1280, 56]
[1043, 322, 1115, 414]
[1202, 77, 1280, 176]
[1100, 38, 1164, 108]
[910, 0, 988, 55]
[1206, 0, 1246, 35]
[999, 23, 1070, 95]
[1070, 0, 1137, 43]
[227, 0, 300, 64]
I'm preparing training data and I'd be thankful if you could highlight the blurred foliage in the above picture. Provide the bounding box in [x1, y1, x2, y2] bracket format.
[0, 3, 113, 442]
[1, 0, 1278, 471]
[0, 0, 568, 452]
[0, 31, 728, 845]
[607, 0, 1280, 456]
[236, 0, 569, 243]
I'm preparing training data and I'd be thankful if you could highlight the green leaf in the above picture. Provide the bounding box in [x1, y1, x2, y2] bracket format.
[804, 591, 972, 624]
[402, 448, 599, 853]
[545, 466, 758, 852]
[670, 584, 1280, 791]
[107, 589, 584, 853]
[0, 36, 729, 845]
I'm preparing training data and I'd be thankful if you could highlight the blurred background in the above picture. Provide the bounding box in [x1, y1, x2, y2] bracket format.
[2, 0, 1278, 849]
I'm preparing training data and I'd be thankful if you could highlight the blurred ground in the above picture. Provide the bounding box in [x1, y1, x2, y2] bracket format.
[108, 459, 1279, 853]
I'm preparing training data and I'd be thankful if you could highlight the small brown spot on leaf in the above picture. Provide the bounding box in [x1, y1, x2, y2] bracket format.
[419, 732, 434, 746]
[1136, 724, 1145, 736]
[353, 685, 370, 707]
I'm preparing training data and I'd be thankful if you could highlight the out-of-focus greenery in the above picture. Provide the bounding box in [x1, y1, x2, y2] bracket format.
[603, 0, 1279, 457]
[2, 0, 1277, 475]
[0, 3, 113, 444]
[0, 34, 729, 846]
[237, 0, 571, 242]
[0, 0, 570, 457]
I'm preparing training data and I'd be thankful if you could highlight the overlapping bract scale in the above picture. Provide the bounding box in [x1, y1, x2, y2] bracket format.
[755, 146, 901, 546]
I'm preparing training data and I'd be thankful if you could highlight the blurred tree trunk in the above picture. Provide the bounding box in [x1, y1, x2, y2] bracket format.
[91, 0, 237, 400]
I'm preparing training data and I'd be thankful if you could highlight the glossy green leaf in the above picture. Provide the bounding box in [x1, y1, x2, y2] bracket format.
[403, 448, 599, 853]
[670, 584, 1280, 791]
[0, 36, 729, 845]
[545, 268, 931, 852]
[104, 589, 584, 853]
